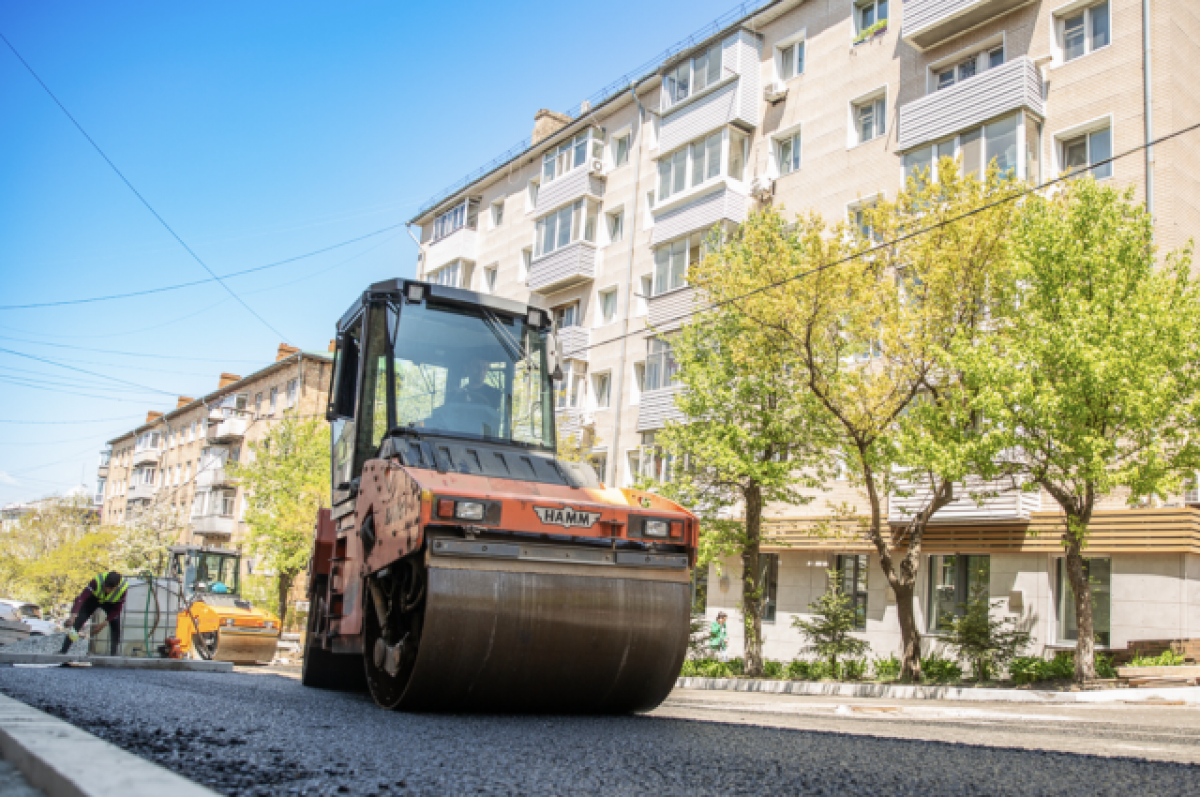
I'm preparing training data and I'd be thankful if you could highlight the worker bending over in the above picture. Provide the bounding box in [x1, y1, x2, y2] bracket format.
[59, 571, 128, 655]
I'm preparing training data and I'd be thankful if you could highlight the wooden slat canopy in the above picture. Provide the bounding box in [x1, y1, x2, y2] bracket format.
[761, 508, 1200, 555]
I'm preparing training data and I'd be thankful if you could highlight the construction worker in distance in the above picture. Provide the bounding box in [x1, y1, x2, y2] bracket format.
[58, 571, 129, 656]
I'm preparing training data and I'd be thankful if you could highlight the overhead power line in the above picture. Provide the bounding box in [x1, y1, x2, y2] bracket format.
[0, 221, 406, 311]
[0, 31, 290, 342]
[577, 119, 1200, 356]
[0, 347, 178, 396]
[0, 335, 269, 364]
[0, 415, 144, 424]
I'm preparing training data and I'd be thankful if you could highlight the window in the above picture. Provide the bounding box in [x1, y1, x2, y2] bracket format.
[637, 275, 652, 316]
[553, 302, 579, 329]
[598, 288, 618, 324]
[849, 198, 881, 241]
[625, 450, 642, 486]
[632, 361, 646, 403]
[556, 361, 587, 409]
[652, 232, 704, 296]
[431, 198, 478, 241]
[776, 129, 801, 176]
[928, 555, 990, 633]
[428, 261, 465, 288]
[728, 129, 747, 181]
[835, 555, 869, 630]
[490, 199, 504, 228]
[934, 44, 1004, 91]
[286, 379, 298, 408]
[593, 372, 611, 408]
[777, 39, 805, 82]
[903, 113, 1022, 184]
[254, 393, 262, 417]
[541, 130, 599, 184]
[484, 265, 498, 293]
[607, 210, 624, 245]
[657, 130, 722, 203]
[269, 387, 278, 413]
[612, 133, 630, 168]
[1061, 125, 1113, 180]
[1061, 1, 1110, 63]
[854, 95, 886, 144]
[534, 199, 588, 258]
[1056, 557, 1111, 646]
[663, 43, 723, 108]
[639, 432, 675, 483]
[590, 451, 608, 483]
[644, 338, 678, 391]
[527, 179, 540, 209]
[854, 0, 888, 40]
[521, 248, 532, 282]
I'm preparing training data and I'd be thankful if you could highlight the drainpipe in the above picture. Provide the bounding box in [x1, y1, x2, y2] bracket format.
[607, 77, 652, 486]
[406, 223, 425, 279]
[1142, 0, 1155, 227]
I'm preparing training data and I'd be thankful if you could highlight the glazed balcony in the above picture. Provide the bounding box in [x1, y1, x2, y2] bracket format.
[528, 241, 597, 294]
[903, 0, 1034, 52]
[534, 169, 605, 216]
[888, 476, 1041, 524]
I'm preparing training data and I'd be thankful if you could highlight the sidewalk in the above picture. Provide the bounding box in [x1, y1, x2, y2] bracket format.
[676, 676, 1200, 704]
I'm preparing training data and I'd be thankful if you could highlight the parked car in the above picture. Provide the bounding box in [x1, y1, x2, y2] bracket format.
[0, 599, 59, 636]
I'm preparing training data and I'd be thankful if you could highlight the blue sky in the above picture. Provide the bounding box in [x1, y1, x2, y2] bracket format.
[0, 0, 742, 503]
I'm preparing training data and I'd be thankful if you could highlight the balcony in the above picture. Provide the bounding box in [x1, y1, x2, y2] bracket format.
[555, 408, 591, 441]
[207, 411, 249, 443]
[131, 448, 160, 466]
[558, 326, 590, 362]
[528, 241, 597, 294]
[888, 476, 1041, 525]
[897, 56, 1045, 152]
[902, 0, 1034, 52]
[636, 386, 685, 432]
[195, 466, 232, 489]
[658, 29, 760, 153]
[424, 225, 478, 274]
[127, 482, 157, 502]
[534, 169, 605, 216]
[647, 286, 699, 333]
[192, 514, 235, 538]
[651, 183, 748, 246]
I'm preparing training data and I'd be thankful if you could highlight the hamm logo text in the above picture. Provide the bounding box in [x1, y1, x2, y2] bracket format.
[533, 506, 602, 529]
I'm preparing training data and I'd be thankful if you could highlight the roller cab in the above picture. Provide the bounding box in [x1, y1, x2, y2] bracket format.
[302, 279, 697, 712]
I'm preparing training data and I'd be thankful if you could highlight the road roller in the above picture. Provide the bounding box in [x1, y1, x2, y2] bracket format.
[300, 278, 697, 712]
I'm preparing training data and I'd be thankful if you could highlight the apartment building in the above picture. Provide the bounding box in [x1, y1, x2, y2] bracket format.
[407, 0, 1199, 661]
[98, 344, 333, 555]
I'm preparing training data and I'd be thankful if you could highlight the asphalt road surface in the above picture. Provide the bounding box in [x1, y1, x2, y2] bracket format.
[0, 665, 1198, 796]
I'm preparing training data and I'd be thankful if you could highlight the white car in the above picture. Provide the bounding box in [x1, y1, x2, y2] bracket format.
[0, 600, 59, 636]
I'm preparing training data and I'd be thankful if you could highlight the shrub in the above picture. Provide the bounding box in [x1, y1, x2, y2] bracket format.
[1130, 650, 1186, 667]
[937, 573, 1030, 681]
[792, 569, 871, 675]
[920, 655, 963, 684]
[872, 654, 901, 681]
[1096, 653, 1117, 678]
[841, 657, 869, 681]
[762, 659, 785, 679]
[1010, 651, 1116, 684]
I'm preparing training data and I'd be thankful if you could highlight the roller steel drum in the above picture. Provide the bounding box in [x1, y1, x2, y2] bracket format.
[388, 553, 691, 713]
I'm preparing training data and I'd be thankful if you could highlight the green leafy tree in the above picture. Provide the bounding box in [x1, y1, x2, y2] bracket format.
[0, 495, 107, 611]
[649, 275, 828, 677]
[233, 416, 331, 623]
[703, 165, 1023, 681]
[939, 573, 1030, 681]
[955, 179, 1200, 681]
[792, 569, 871, 676]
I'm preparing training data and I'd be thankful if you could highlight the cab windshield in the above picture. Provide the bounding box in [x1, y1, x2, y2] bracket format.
[170, 551, 241, 596]
[357, 299, 555, 454]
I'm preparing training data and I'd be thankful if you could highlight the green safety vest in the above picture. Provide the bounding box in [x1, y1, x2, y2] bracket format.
[93, 572, 128, 604]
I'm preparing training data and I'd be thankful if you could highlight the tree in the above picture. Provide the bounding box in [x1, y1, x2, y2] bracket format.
[232, 416, 330, 624]
[792, 569, 871, 676]
[116, 498, 186, 576]
[0, 495, 107, 610]
[703, 166, 1023, 681]
[954, 178, 1200, 681]
[649, 273, 827, 677]
[939, 570, 1030, 681]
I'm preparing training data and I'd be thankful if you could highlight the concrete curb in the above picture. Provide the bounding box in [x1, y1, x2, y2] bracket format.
[0, 692, 219, 797]
[675, 677, 1200, 704]
[0, 653, 232, 673]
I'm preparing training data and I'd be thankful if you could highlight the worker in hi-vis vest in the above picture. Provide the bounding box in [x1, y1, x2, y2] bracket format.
[59, 571, 128, 655]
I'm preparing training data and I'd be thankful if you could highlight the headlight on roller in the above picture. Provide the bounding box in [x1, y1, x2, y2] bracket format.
[455, 502, 485, 521]
[222, 618, 235, 627]
[263, 621, 276, 629]
[644, 520, 670, 538]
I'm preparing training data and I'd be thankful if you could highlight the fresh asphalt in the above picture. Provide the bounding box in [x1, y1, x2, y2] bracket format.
[0, 665, 1198, 796]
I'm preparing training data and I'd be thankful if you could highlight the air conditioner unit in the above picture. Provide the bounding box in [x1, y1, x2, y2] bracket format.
[588, 158, 605, 175]
[750, 175, 774, 201]
[763, 81, 788, 103]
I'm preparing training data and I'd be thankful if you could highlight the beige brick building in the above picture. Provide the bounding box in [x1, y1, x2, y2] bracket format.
[409, 0, 1199, 662]
[98, 344, 333, 555]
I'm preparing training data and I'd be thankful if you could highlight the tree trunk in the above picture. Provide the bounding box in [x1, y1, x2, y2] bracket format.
[894, 581, 921, 681]
[1063, 537, 1097, 682]
[740, 483, 765, 677]
[276, 571, 294, 630]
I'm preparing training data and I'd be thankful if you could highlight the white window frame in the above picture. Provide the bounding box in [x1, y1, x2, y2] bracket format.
[605, 207, 625, 246]
[656, 129, 725, 205]
[596, 285, 619, 326]
[1052, 0, 1111, 66]
[286, 378, 298, 408]
[631, 360, 646, 405]
[1052, 115, 1114, 180]
[428, 260, 469, 288]
[661, 42, 724, 111]
[650, 232, 706, 297]
[541, 129, 602, 185]
[774, 32, 806, 84]
[483, 264, 498, 294]
[591, 370, 612, 410]
[526, 178, 540, 213]
[846, 192, 885, 241]
[853, 0, 890, 42]
[926, 34, 1006, 94]
[533, 199, 594, 259]
[849, 88, 888, 147]
[902, 111, 1031, 184]
[771, 122, 803, 178]
[610, 126, 632, 169]
[636, 275, 652, 316]
[489, 199, 505, 229]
